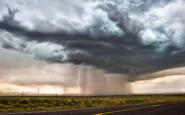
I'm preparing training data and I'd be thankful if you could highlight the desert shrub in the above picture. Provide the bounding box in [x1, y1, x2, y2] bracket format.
[125, 100, 145, 104]
[12, 103, 23, 108]
[0, 104, 7, 109]
[0, 99, 9, 104]
[19, 99, 30, 104]
[85, 103, 92, 107]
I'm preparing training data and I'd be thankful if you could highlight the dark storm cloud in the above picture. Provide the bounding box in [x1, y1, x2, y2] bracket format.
[0, 0, 185, 81]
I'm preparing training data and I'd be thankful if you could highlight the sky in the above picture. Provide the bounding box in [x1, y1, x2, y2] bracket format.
[0, 0, 185, 95]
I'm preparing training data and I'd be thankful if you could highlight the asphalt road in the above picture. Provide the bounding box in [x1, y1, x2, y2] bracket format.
[4, 102, 185, 115]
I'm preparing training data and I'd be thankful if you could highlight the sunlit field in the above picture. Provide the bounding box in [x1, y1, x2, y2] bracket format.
[0, 94, 185, 113]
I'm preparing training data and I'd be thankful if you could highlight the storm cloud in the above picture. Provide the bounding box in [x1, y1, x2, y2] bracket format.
[0, 0, 185, 95]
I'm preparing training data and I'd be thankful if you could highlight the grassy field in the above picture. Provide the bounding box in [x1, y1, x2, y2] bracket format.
[0, 95, 185, 113]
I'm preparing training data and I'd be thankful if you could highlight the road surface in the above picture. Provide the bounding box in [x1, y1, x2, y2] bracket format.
[4, 102, 185, 115]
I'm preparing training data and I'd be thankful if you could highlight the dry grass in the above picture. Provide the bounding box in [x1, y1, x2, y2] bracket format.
[0, 95, 184, 113]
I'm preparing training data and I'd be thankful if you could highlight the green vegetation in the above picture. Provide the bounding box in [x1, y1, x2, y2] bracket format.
[0, 95, 185, 113]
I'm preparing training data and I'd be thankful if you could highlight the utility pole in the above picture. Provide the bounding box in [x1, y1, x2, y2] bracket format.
[21, 91, 24, 97]
[38, 88, 40, 97]
[122, 95, 124, 104]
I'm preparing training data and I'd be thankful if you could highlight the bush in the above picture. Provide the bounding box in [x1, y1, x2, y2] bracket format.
[85, 103, 92, 107]
[19, 99, 30, 104]
[0, 104, 7, 109]
[125, 100, 145, 104]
